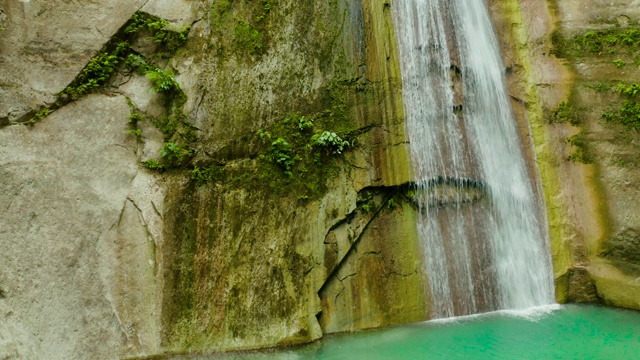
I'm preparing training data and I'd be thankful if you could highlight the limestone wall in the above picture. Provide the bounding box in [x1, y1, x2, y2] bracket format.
[0, 0, 426, 359]
[488, 0, 640, 309]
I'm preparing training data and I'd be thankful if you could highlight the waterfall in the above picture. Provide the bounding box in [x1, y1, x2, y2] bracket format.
[391, 0, 555, 318]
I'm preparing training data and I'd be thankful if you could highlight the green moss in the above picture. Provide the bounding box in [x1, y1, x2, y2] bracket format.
[566, 131, 593, 164]
[125, 98, 144, 140]
[162, 182, 200, 348]
[233, 19, 264, 55]
[187, 76, 363, 200]
[28, 11, 190, 125]
[125, 10, 191, 57]
[603, 100, 640, 131]
[209, 0, 274, 57]
[550, 101, 581, 125]
[62, 41, 131, 100]
[552, 28, 640, 58]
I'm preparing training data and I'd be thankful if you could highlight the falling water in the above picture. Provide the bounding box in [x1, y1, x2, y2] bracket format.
[391, 0, 555, 318]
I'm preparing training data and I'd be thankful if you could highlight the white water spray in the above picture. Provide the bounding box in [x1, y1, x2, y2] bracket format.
[392, 0, 554, 318]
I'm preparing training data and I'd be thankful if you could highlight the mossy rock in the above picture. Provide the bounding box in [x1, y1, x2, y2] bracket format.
[600, 228, 640, 275]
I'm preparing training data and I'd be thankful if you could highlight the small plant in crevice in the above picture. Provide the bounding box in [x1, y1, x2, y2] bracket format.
[126, 98, 145, 140]
[62, 41, 132, 101]
[258, 132, 297, 176]
[29, 108, 50, 124]
[160, 141, 194, 167]
[143, 159, 165, 171]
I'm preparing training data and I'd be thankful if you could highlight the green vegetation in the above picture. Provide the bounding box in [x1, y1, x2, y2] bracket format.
[125, 98, 144, 140]
[613, 58, 626, 68]
[550, 102, 581, 125]
[63, 42, 131, 100]
[590, 81, 640, 131]
[190, 107, 355, 200]
[566, 132, 593, 164]
[585, 81, 613, 92]
[30, 108, 50, 124]
[29, 11, 190, 125]
[191, 165, 224, 185]
[234, 19, 264, 55]
[553, 27, 640, 163]
[603, 100, 640, 131]
[310, 131, 350, 155]
[209, 0, 274, 56]
[160, 142, 194, 167]
[552, 28, 640, 58]
[616, 83, 640, 97]
[125, 11, 191, 57]
[254, 112, 352, 196]
[143, 159, 165, 171]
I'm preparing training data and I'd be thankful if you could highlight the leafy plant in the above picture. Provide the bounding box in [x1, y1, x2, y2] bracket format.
[310, 131, 350, 154]
[296, 115, 314, 131]
[62, 42, 131, 100]
[160, 142, 193, 165]
[602, 100, 640, 131]
[125, 11, 190, 57]
[613, 58, 626, 68]
[616, 83, 640, 97]
[262, 137, 296, 176]
[30, 108, 50, 124]
[146, 68, 180, 94]
[143, 159, 165, 170]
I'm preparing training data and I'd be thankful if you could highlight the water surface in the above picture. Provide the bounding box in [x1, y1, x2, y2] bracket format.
[188, 305, 640, 360]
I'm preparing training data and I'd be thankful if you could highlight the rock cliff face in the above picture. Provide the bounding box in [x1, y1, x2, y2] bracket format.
[1, 0, 640, 359]
[0, 0, 425, 359]
[488, 0, 640, 309]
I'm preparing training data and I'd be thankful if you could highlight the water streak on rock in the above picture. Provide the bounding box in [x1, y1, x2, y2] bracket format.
[392, 0, 555, 318]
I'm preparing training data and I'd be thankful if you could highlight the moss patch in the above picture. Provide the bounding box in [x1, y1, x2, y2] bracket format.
[28, 11, 191, 126]
[552, 27, 640, 58]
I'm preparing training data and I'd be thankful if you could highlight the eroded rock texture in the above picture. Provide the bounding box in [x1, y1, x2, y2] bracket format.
[0, 0, 424, 359]
[3, 0, 640, 359]
[488, 0, 640, 309]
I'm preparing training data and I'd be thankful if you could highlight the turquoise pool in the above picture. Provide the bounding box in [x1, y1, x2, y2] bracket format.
[183, 305, 640, 359]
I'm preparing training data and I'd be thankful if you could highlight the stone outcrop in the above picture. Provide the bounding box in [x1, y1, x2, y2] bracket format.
[2, 0, 640, 359]
[0, 0, 424, 359]
[488, 0, 640, 310]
